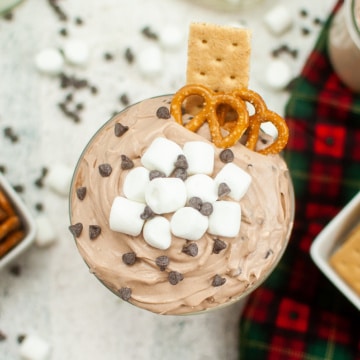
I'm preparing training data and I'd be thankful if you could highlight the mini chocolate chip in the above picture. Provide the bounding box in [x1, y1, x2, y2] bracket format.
[0, 165, 6, 173]
[59, 28, 68, 36]
[124, 47, 135, 64]
[301, 27, 310, 36]
[75, 17, 83, 25]
[182, 243, 198, 257]
[141, 26, 158, 40]
[90, 85, 98, 94]
[200, 202, 213, 216]
[118, 287, 132, 301]
[155, 255, 169, 271]
[35, 202, 44, 212]
[0, 331, 7, 341]
[299, 8, 308, 17]
[168, 271, 184, 285]
[121, 155, 134, 170]
[122, 252, 137, 265]
[218, 182, 231, 198]
[212, 274, 226, 287]
[17, 334, 26, 343]
[173, 167, 187, 181]
[188, 197, 202, 211]
[119, 93, 130, 106]
[99, 163, 112, 177]
[89, 225, 101, 240]
[264, 249, 274, 259]
[104, 52, 114, 61]
[76, 103, 84, 111]
[149, 170, 166, 180]
[8, 264, 21, 276]
[140, 205, 154, 220]
[114, 123, 129, 137]
[69, 223, 83, 237]
[156, 106, 171, 119]
[13, 184, 24, 193]
[213, 238, 227, 254]
[219, 149, 234, 163]
[174, 154, 188, 169]
[76, 186, 87, 200]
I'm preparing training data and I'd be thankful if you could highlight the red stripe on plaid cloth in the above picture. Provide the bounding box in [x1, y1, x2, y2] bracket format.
[313, 123, 346, 158]
[268, 335, 306, 360]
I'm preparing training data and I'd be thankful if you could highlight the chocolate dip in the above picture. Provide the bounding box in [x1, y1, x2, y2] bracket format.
[69, 95, 294, 315]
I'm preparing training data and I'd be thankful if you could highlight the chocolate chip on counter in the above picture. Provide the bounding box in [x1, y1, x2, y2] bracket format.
[213, 238, 227, 254]
[76, 103, 84, 111]
[299, 8, 308, 17]
[104, 52, 114, 61]
[13, 184, 24, 193]
[200, 202, 213, 216]
[69, 223, 83, 237]
[119, 94, 129, 106]
[156, 106, 171, 119]
[174, 154, 188, 169]
[218, 182, 231, 198]
[122, 252, 137, 266]
[182, 243, 198, 257]
[140, 205, 154, 220]
[118, 287, 132, 301]
[0, 165, 6, 174]
[76, 187, 87, 200]
[3, 12, 13, 21]
[74, 17, 83, 25]
[65, 93, 73, 102]
[59, 28, 68, 37]
[90, 85, 98, 95]
[314, 17, 323, 26]
[120, 155, 134, 170]
[98, 163, 112, 177]
[0, 331, 7, 341]
[149, 170, 166, 180]
[188, 197, 202, 211]
[301, 27, 311, 36]
[212, 274, 226, 287]
[155, 255, 169, 271]
[114, 123, 129, 137]
[168, 271, 184, 285]
[173, 167, 187, 181]
[219, 148, 234, 163]
[8, 264, 22, 276]
[17, 334, 26, 343]
[3, 126, 19, 143]
[89, 225, 101, 240]
[141, 26, 158, 40]
[35, 202, 44, 212]
[124, 47, 135, 64]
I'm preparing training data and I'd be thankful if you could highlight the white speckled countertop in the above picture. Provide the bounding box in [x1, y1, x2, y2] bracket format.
[0, 0, 335, 359]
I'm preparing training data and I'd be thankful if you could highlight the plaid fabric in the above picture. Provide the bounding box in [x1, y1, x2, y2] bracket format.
[239, 2, 360, 359]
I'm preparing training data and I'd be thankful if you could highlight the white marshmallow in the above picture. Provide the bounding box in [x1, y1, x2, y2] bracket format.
[141, 137, 183, 176]
[170, 207, 208, 241]
[145, 177, 187, 214]
[137, 45, 163, 77]
[109, 196, 145, 236]
[45, 163, 73, 197]
[143, 216, 171, 250]
[264, 5, 293, 35]
[35, 215, 56, 247]
[19, 334, 51, 360]
[123, 166, 150, 203]
[265, 59, 292, 90]
[183, 141, 214, 175]
[185, 174, 218, 203]
[34, 48, 64, 75]
[159, 25, 184, 50]
[63, 39, 90, 66]
[208, 201, 241, 237]
[215, 163, 251, 201]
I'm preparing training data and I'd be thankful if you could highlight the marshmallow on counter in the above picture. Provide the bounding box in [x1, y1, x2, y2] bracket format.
[185, 174, 218, 203]
[137, 45, 163, 77]
[145, 177, 187, 214]
[45, 163, 73, 197]
[159, 25, 184, 50]
[143, 216, 171, 250]
[123, 166, 150, 203]
[264, 5, 293, 36]
[141, 137, 183, 176]
[35, 215, 57, 247]
[170, 207, 208, 241]
[19, 334, 51, 360]
[215, 163, 251, 201]
[63, 39, 90, 67]
[183, 141, 214, 175]
[265, 59, 292, 90]
[34, 48, 64, 75]
[208, 201, 241, 237]
[109, 196, 145, 236]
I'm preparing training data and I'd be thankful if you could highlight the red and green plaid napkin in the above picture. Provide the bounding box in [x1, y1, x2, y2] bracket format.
[239, 1, 360, 359]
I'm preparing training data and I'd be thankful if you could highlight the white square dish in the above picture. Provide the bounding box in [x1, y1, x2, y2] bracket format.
[0, 172, 36, 270]
[310, 191, 360, 311]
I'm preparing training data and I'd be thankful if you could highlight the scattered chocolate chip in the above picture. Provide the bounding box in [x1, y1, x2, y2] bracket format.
[141, 26, 158, 40]
[69, 222, 83, 237]
[124, 47, 135, 64]
[149, 170, 166, 180]
[0, 165, 6, 174]
[120, 155, 134, 170]
[140, 205, 154, 220]
[74, 16, 83, 25]
[212, 274, 226, 287]
[219, 148, 234, 163]
[122, 252, 137, 266]
[218, 182, 231, 198]
[3, 12, 13, 21]
[47, 0, 67, 21]
[182, 243, 198, 257]
[0, 331, 7, 342]
[3, 126, 19, 143]
[89, 225, 101, 240]
[35, 202, 44, 212]
[90, 85, 98, 94]
[155, 255, 169, 271]
[188, 197, 202, 211]
[17, 334, 26, 343]
[213, 238, 227, 254]
[76, 186, 87, 200]
[13, 184, 24, 193]
[114, 123, 129, 137]
[299, 8, 308, 17]
[301, 27, 310, 36]
[118, 287, 132, 301]
[314, 17, 323, 26]
[104, 52, 114, 61]
[99, 163, 112, 177]
[34, 167, 48, 188]
[65, 93, 73, 102]
[156, 106, 171, 119]
[59, 28, 68, 36]
[264, 249, 274, 259]
[168, 271, 184, 285]
[173, 167, 187, 181]
[119, 94, 130, 106]
[76, 103, 84, 111]
[8, 264, 21, 276]
[200, 202, 213, 216]
[174, 154, 188, 169]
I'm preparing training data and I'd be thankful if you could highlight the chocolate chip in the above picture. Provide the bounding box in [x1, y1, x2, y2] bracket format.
[182, 243, 198, 257]
[174, 154, 188, 169]
[118, 287, 132, 301]
[124, 47, 135, 64]
[168, 271, 184, 285]
[8, 264, 21, 276]
[121, 155, 134, 170]
[17, 334, 26, 343]
[140, 205, 154, 220]
[156, 106, 171, 119]
[0, 165, 6, 174]
[99, 163, 112, 177]
[114, 123, 129, 137]
[264, 249, 274, 259]
[89, 225, 101, 240]
[299, 8, 308, 17]
[3, 126, 19, 143]
[173, 167, 187, 181]
[76, 186, 87, 200]
[155, 255, 169, 271]
[212, 274, 226, 287]
[104, 52, 114, 61]
[188, 197, 202, 211]
[119, 94, 130, 106]
[122, 252, 137, 265]
[149, 170, 166, 180]
[218, 182, 231, 198]
[301, 27, 310, 36]
[90, 85, 98, 94]
[141, 26, 158, 40]
[75, 17, 83, 25]
[0, 331, 7, 342]
[200, 202, 213, 216]
[59, 28, 68, 36]
[13, 184, 24, 193]
[35, 203, 44, 212]
[69, 223, 83, 237]
[213, 238, 227, 254]
[219, 149, 234, 163]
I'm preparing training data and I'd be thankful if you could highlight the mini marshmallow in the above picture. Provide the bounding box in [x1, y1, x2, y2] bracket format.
[208, 201, 241, 237]
[264, 5, 293, 35]
[145, 177, 187, 214]
[159, 25, 184, 50]
[19, 334, 51, 360]
[109, 196, 145, 236]
[171, 207, 208, 241]
[143, 216, 171, 250]
[183, 141, 214, 175]
[265, 59, 292, 90]
[63, 39, 90, 66]
[45, 163, 73, 197]
[185, 174, 218, 203]
[141, 137, 183, 176]
[35, 215, 56, 247]
[215, 163, 251, 201]
[123, 166, 150, 203]
[34, 48, 64, 75]
[137, 45, 163, 77]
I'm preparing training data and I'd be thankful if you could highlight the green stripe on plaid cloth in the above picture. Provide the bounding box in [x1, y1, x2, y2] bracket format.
[239, 1, 360, 359]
